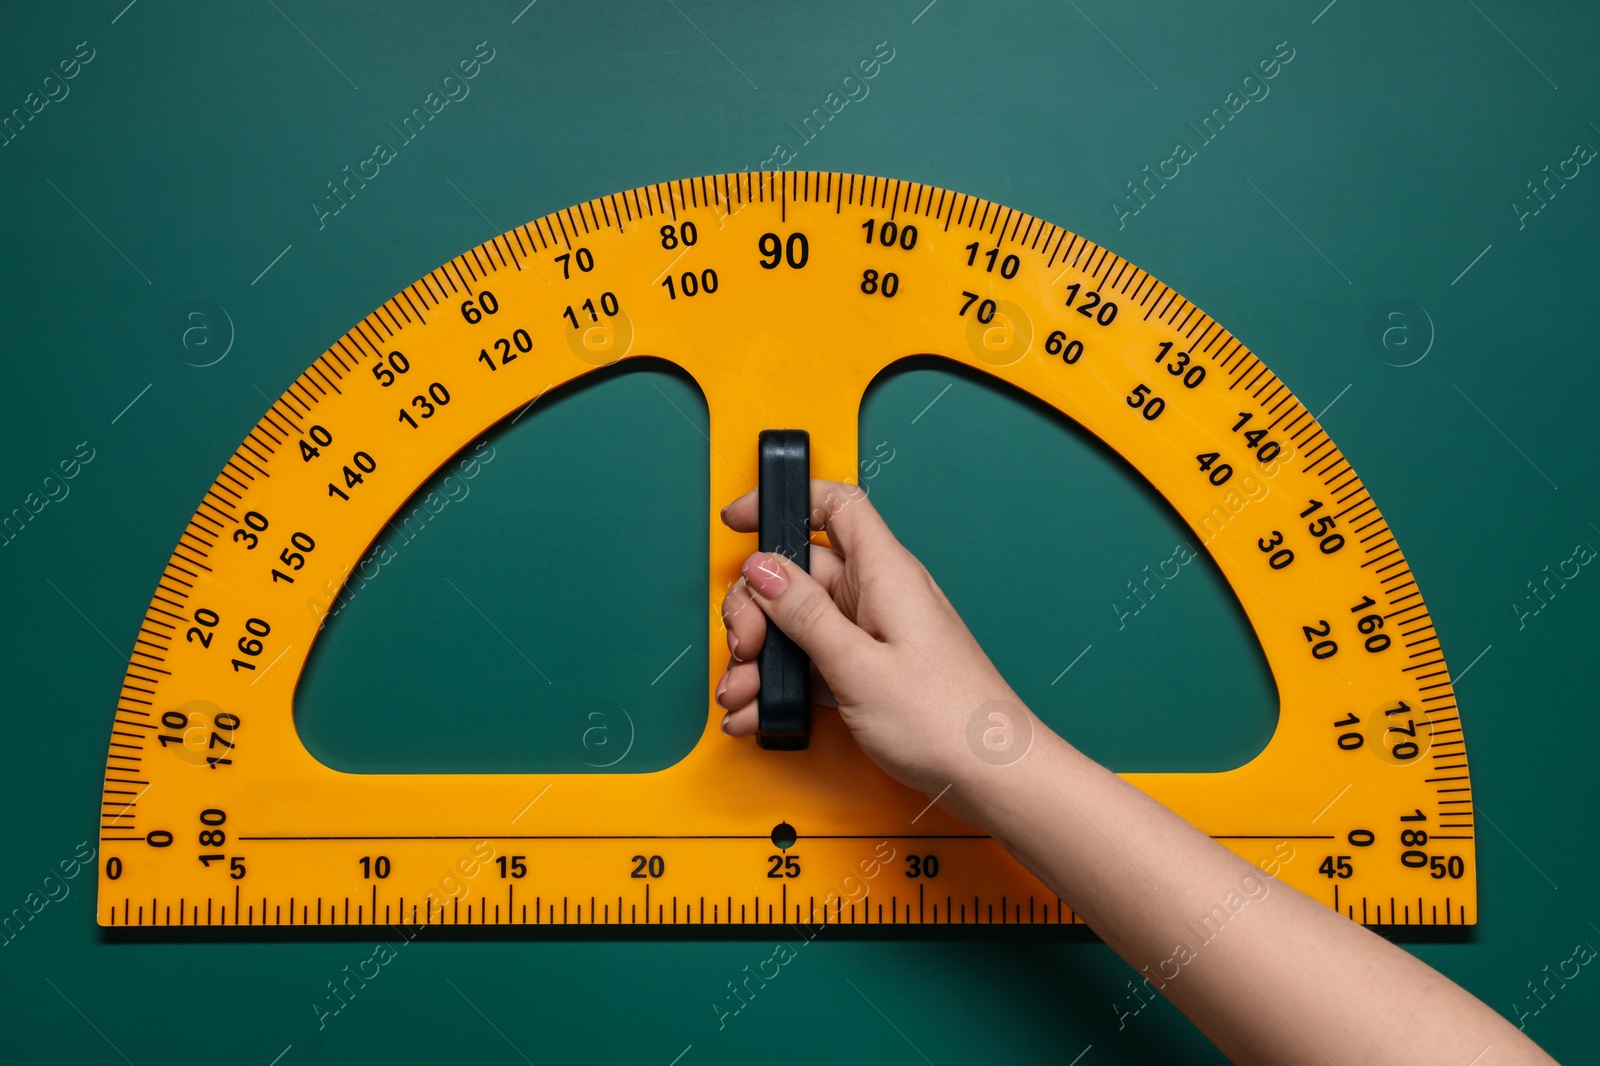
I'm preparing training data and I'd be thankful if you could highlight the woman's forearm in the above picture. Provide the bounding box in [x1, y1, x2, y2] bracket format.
[715, 486, 1554, 1063]
[953, 724, 1553, 1065]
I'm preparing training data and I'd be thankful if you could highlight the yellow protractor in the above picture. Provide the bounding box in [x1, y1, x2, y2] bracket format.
[97, 172, 1473, 928]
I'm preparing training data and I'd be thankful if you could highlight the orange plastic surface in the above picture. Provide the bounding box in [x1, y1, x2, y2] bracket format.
[97, 173, 1473, 928]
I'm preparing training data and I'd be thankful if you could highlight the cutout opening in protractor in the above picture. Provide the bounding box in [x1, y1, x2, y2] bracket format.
[293, 358, 710, 774]
[860, 356, 1278, 772]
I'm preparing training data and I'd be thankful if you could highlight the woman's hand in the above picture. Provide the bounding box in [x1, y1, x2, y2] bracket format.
[715, 479, 1025, 805]
[717, 479, 1557, 1065]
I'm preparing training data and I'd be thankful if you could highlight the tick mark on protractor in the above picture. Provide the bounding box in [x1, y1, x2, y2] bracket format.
[96, 172, 1475, 927]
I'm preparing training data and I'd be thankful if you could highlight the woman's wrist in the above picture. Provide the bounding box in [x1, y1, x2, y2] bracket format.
[937, 703, 1079, 835]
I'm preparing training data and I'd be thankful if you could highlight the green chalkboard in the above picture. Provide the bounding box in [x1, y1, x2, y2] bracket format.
[2, 2, 1596, 1062]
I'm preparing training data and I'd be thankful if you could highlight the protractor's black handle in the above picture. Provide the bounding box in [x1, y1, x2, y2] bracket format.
[757, 429, 811, 751]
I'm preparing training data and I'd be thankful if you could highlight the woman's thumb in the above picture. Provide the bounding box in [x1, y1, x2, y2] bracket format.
[740, 551, 869, 677]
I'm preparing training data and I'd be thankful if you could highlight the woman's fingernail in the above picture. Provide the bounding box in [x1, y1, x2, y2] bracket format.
[720, 711, 732, 735]
[715, 673, 729, 705]
[742, 552, 788, 598]
[727, 630, 740, 659]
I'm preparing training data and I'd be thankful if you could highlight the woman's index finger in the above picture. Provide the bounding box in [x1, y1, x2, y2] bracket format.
[721, 479, 894, 559]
